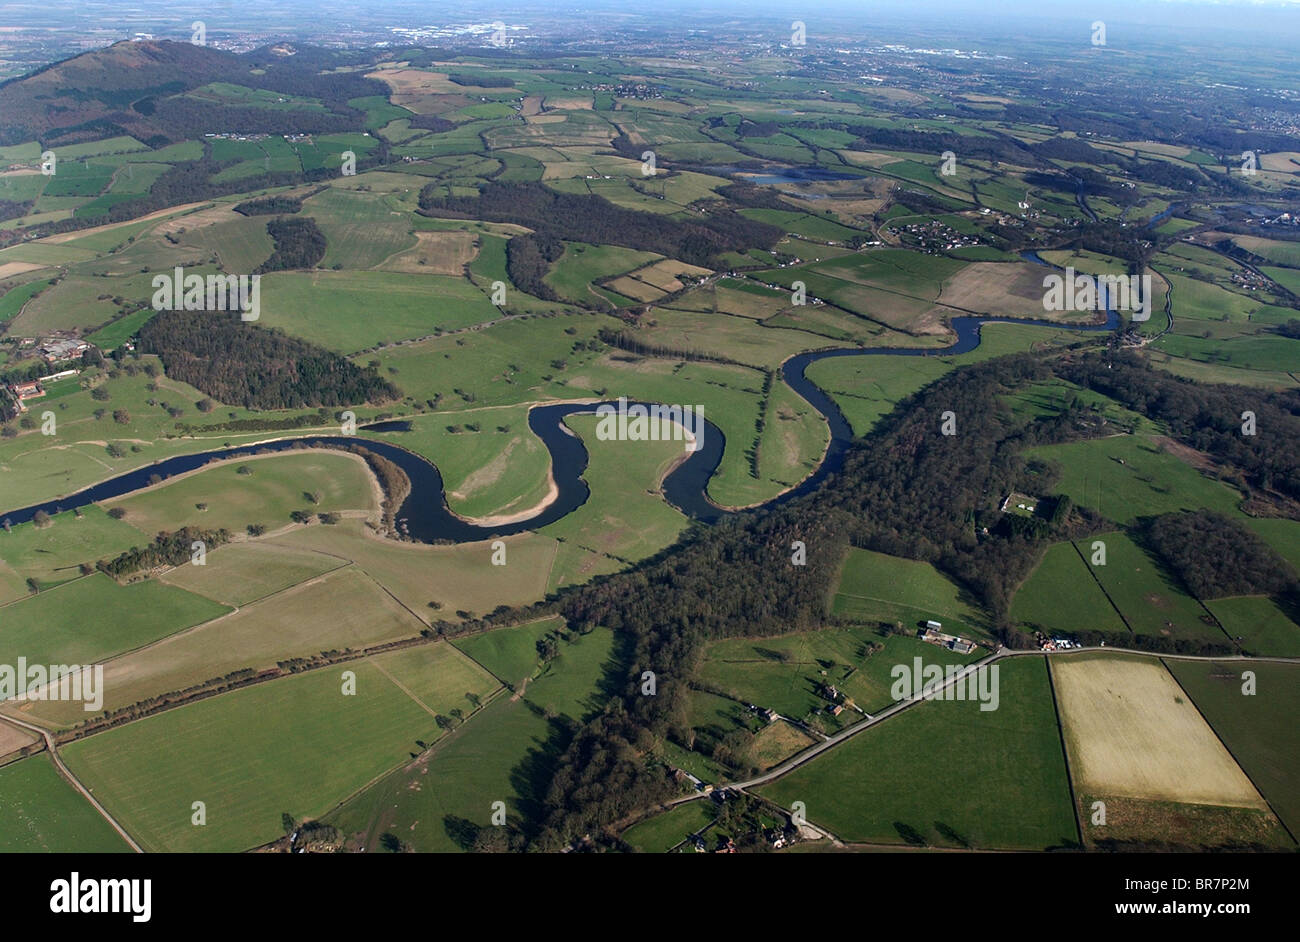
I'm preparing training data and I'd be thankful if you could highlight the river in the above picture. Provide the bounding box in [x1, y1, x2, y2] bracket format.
[0, 298, 1119, 543]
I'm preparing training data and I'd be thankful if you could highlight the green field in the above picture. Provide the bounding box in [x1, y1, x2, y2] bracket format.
[0, 506, 145, 600]
[305, 184, 419, 269]
[327, 625, 614, 851]
[104, 450, 378, 536]
[0, 277, 51, 323]
[62, 661, 444, 851]
[367, 641, 501, 721]
[805, 354, 952, 437]
[453, 616, 566, 686]
[1232, 235, 1300, 268]
[1011, 540, 1127, 635]
[259, 269, 498, 352]
[1204, 596, 1300, 657]
[1026, 434, 1246, 524]
[832, 546, 991, 639]
[1167, 660, 1300, 835]
[1086, 531, 1224, 644]
[0, 754, 131, 852]
[270, 519, 558, 622]
[0, 573, 230, 672]
[759, 656, 1077, 849]
[621, 801, 713, 852]
[16, 566, 432, 728]
[698, 625, 983, 721]
[544, 242, 662, 303]
[1247, 517, 1300, 571]
[158, 540, 342, 606]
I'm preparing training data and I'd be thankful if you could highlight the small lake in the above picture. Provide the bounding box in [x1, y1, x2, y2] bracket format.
[706, 165, 863, 186]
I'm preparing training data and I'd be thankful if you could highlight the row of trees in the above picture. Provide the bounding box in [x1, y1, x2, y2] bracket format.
[97, 526, 231, 578]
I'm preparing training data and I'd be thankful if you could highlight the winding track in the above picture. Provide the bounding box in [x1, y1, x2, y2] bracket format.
[0, 712, 143, 852]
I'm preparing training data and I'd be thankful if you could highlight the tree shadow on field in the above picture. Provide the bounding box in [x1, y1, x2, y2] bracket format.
[893, 821, 927, 846]
[592, 627, 636, 714]
[934, 821, 970, 848]
[506, 710, 575, 842]
[443, 814, 480, 851]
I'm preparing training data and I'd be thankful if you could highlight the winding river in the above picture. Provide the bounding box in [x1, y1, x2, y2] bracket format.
[1, 295, 1118, 542]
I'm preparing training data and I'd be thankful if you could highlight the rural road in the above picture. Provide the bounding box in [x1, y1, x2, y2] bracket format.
[666, 644, 1296, 807]
[0, 712, 143, 853]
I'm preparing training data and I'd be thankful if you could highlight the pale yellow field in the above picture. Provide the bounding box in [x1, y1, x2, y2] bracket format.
[1260, 151, 1300, 173]
[265, 518, 560, 621]
[543, 96, 592, 111]
[837, 150, 903, 169]
[646, 259, 712, 280]
[607, 275, 666, 302]
[1052, 654, 1266, 809]
[378, 230, 478, 275]
[0, 261, 46, 278]
[0, 721, 38, 759]
[1118, 141, 1194, 159]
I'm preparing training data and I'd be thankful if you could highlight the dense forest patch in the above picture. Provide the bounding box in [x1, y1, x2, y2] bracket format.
[138, 309, 398, 409]
[234, 195, 305, 216]
[417, 182, 781, 300]
[255, 216, 328, 273]
[1144, 510, 1297, 600]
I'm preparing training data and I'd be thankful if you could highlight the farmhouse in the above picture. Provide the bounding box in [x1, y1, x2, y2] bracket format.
[920, 626, 977, 655]
[38, 337, 90, 363]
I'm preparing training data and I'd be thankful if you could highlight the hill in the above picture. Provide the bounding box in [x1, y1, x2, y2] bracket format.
[0, 40, 385, 146]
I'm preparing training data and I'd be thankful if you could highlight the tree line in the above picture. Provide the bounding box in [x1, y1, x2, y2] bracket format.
[97, 526, 231, 578]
